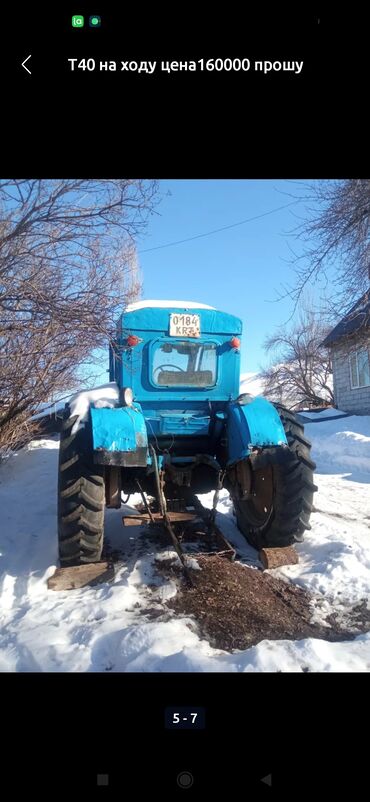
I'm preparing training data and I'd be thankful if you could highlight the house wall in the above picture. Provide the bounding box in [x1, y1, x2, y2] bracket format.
[331, 336, 370, 414]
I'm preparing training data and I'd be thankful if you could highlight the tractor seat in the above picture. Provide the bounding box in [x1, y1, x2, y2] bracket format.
[157, 370, 213, 387]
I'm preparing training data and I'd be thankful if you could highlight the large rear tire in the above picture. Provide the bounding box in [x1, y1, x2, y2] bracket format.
[232, 405, 317, 551]
[57, 406, 105, 566]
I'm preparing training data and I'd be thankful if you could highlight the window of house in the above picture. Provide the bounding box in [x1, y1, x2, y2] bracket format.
[349, 348, 370, 388]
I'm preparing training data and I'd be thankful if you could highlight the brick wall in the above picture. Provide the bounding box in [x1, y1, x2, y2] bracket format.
[331, 337, 370, 414]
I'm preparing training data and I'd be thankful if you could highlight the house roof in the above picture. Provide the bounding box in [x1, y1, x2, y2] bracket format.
[322, 289, 370, 346]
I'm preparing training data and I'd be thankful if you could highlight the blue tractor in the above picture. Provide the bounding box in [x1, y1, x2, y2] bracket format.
[57, 301, 316, 567]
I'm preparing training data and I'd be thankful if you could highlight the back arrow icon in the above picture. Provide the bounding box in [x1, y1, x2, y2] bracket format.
[22, 55, 32, 75]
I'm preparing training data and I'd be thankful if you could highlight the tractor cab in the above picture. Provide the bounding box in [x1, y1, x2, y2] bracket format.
[108, 301, 243, 457]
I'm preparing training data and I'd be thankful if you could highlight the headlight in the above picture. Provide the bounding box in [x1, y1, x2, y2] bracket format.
[120, 386, 134, 406]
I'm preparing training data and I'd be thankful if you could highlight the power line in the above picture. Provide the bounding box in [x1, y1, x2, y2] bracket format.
[138, 200, 298, 254]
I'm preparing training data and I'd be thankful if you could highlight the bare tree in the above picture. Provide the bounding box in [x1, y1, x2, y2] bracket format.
[260, 304, 334, 410]
[284, 180, 370, 313]
[0, 179, 158, 451]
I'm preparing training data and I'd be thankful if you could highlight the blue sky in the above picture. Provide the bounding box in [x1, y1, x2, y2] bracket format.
[135, 179, 315, 375]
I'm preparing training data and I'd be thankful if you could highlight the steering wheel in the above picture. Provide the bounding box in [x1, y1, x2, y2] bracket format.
[154, 364, 186, 375]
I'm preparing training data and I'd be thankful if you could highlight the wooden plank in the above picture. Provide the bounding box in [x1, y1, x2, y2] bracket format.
[47, 561, 114, 591]
[259, 546, 299, 569]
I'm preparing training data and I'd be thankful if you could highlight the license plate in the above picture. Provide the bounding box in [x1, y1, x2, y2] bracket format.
[169, 313, 200, 337]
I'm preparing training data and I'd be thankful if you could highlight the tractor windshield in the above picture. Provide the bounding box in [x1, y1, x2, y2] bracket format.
[152, 341, 217, 387]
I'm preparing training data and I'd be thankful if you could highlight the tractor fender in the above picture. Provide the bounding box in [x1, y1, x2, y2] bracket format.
[226, 396, 287, 466]
[90, 403, 148, 467]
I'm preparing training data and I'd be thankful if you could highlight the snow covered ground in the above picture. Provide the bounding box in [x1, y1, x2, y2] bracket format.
[0, 414, 369, 672]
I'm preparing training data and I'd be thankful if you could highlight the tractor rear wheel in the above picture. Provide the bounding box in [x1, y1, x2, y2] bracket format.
[57, 406, 105, 566]
[232, 405, 317, 551]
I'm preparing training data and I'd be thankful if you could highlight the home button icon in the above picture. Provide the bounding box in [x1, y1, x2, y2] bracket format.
[177, 771, 194, 789]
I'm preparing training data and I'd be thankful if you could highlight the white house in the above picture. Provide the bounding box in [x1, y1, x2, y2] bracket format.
[322, 289, 370, 415]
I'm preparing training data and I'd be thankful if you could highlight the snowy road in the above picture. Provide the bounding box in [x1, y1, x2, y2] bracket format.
[0, 415, 369, 672]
